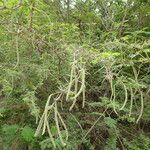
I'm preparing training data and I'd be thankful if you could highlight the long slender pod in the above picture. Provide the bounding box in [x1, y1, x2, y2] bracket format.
[66, 61, 75, 101]
[54, 102, 66, 146]
[112, 84, 118, 115]
[69, 69, 85, 111]
[129, 88, 134, 117]
[57, 111, 69, 141]
[34, 113, 45, 137]
[120, 82, 128, 110]
[136, 91, 144, 123]
[46, 120, 56, 148]
[42, 94, 54, 135]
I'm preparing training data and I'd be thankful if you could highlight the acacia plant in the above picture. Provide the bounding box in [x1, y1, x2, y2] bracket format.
[0, 0, 150, 150]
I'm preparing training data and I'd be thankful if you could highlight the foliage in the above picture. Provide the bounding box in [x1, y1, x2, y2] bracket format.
[0, 0, 150, 150]
[21, 126, 35, 142]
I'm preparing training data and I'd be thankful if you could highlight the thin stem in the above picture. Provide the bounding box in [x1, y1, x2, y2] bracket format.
[83, 107, 108, 139]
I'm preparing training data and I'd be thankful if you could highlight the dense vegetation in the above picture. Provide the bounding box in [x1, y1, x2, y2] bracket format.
[0, 0, 150, 149]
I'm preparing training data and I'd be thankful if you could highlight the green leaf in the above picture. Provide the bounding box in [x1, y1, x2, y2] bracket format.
[88, 102, 102, 107]
[143, 49, 150, 53]
[51, 126, 57, 135]
[2, 124, 19, 135]
[21, 126, 34, 142]
[0, 108, 6, 117]
[40, 138, 53, 150]
[104, 117, 117, 128]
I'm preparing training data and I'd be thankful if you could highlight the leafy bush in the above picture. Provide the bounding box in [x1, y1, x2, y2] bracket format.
[0, 0, 150, 149]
